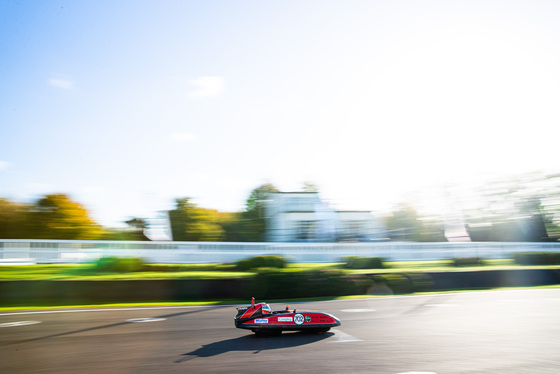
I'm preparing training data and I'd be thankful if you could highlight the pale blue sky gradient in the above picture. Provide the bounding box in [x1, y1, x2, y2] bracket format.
[2, 0, 560, 227]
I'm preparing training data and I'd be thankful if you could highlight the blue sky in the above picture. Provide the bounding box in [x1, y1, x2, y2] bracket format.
[2, 0, 560, 227]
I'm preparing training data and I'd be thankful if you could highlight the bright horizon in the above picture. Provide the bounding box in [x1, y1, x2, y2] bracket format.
[2, 0, 560, 227]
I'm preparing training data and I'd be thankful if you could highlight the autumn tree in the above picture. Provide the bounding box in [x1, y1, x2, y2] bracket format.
[27, 194, 103, 239]
[0, 198, 30, 239]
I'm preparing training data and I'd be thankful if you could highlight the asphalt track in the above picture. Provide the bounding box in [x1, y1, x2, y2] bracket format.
[1, 289, 560, 373]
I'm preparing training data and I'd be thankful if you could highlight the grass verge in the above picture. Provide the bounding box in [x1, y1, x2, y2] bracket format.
[4, 260, 560, 280]
[2, 284, 560, 312]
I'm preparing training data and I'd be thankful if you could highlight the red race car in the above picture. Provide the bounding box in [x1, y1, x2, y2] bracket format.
[235, 298, 341, 336]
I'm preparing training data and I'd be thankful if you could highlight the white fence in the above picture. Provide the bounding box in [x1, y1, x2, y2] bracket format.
[1, 239, 560, 264]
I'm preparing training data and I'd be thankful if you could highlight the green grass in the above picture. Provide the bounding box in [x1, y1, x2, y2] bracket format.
[0, 262, 341, 280]
[0, 300, 223, 312]
[2, 259, 560, 280]
[2, 259, 559, 312]
[286, 263, 341, 270]
[348, 259, 560, 274]
[0, 262, 255, 280]
[0, 265, 79, 280]
[3, 285, 560, 312]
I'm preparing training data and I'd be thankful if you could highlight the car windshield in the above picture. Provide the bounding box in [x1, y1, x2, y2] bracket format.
[262, 304, 272, 313]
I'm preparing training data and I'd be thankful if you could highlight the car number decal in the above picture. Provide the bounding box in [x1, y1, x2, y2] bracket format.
[294, 313, 305, 325]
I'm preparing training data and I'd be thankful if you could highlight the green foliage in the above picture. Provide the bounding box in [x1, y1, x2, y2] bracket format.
[100, 218, 150, 241]
[93, 257, 146, 272]
[301, 181, 319, 192]
[342, 256, 385, 269]
[369, 273, 433, 294]
[248, 269, 373, 299]
[371, 274, 411, 294]
[514, 252, 560, 265]
[403, 273, 434, 292]
[125, 218, 146, 230]
[215, 212, 246, 242]
[0, 265, 78, 280]
[235, 255, 288, 271]
[451, 257, 485, 267]
[141, 263, 236, 272]
[385, 203, 426, 241]
[451, 173, 560, 241]
[237, 183, 280, 242]
[469, 217, 550, 242]
[168, 198, 225, 241]
[0, 198, 29, 239]
[244, 183, 279, 212]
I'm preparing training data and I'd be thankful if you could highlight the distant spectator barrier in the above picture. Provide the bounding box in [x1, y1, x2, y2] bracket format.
[2, 240, 560, 264]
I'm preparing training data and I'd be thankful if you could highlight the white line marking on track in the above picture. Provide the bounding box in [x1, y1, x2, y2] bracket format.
[329, 330, 363, 343]
[0, 305, 213, 316]
[396, 372, 437, 374]
[0, 321, 41, 327]
[341, 309, 376, 312]
[126, 318, 166, 323]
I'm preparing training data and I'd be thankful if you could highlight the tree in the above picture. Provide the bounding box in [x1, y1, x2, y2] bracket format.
[459, 174, 553, 241]
[101, 218, 151, 241]
[124, 218, 150, 241]
[302, 181, 319, 192]
[0, 198, 29, 239]
[386, 204, 425, 241]
[216, 211, 246, 242]
[27, 194, 103, 240]
[239, 183, 279, 242]
[168, 198, 225, 241]
[125, 218, 147, 231]
[244, 183, 279, 212]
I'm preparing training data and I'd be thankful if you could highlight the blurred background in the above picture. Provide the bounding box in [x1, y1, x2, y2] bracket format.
[2, 0, 560, 244]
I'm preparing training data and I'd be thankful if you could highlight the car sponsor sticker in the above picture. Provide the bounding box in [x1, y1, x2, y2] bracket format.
[294, 313, 305, 325]
[278, 316, 293, 322]
[254, 319, 268, 323]
[305, 315, 312, 323]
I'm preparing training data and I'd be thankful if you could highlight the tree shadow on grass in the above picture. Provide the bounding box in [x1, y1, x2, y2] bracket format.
[175, 331, 334, 363]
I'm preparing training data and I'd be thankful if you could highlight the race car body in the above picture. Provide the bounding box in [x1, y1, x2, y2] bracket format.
[234, 298, 341, 335]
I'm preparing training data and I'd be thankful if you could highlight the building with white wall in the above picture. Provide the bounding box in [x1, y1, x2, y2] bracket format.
[265, 192, 386, 242]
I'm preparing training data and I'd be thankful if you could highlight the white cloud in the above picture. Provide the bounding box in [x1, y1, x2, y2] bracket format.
[0, 161, 10, 171]
[171, 132, 198, 141]
[187, 76, 225, 98]
[48, 78, 74, 89]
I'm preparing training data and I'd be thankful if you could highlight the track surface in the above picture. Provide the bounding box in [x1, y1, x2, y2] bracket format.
[1, 289, 560, 373]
